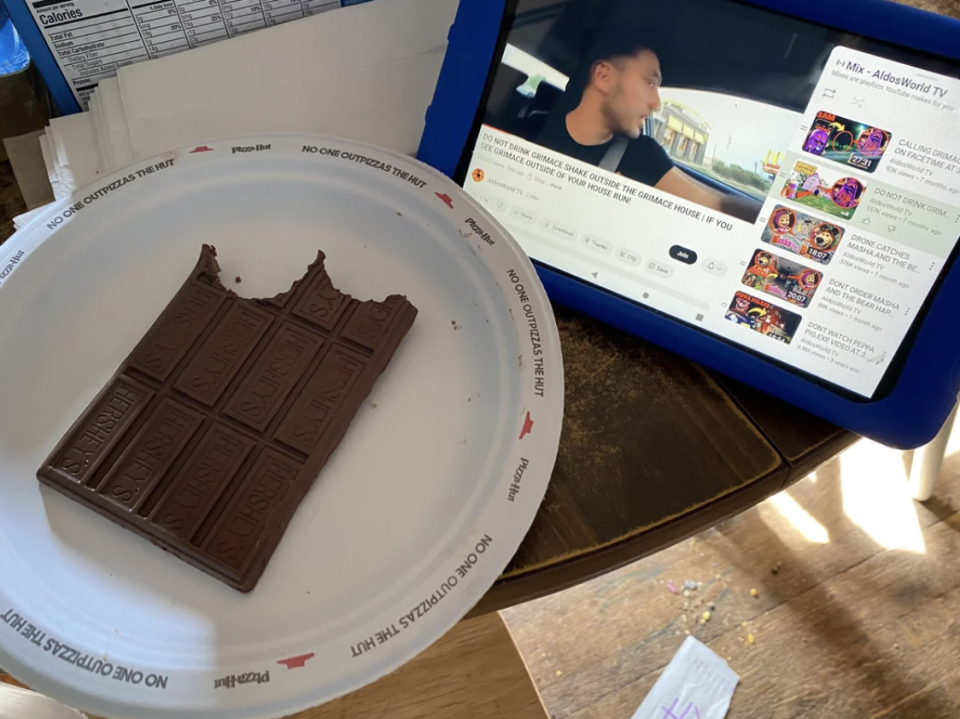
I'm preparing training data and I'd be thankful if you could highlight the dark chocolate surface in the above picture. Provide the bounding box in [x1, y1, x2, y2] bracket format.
[37, 245, 417, 591]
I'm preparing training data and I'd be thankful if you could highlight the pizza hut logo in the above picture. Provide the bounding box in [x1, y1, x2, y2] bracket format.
[277, 652, 315, 669]
[519, 412, 533, 440]
[435, 193, 453, 209]
[190, 145, 214, 153]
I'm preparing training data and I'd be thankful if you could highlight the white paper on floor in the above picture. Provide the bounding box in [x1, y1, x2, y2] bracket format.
[631, 636, 739, 719]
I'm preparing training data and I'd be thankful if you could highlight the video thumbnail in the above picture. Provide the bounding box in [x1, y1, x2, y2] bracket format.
[761, 205, 844, 265]
[802, 111, 892, 173]
[724, 291, 802, 344]
[781, 160, 866, 219]
[741, 249, 823, 308]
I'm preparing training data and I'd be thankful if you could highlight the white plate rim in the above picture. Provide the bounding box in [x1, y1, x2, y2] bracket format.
[0, 134, 564, 719]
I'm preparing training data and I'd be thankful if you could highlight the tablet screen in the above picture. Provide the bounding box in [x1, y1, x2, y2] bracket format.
[457, 0, 960, 398]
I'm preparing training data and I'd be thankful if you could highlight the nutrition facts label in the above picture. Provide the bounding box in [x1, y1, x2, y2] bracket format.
[25, 0, 350, 108]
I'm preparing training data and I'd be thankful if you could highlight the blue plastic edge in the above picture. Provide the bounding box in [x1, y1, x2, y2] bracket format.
[0, 0, 80, 113]
[434, 0, 960, 448]
[417, 0, 508, 177]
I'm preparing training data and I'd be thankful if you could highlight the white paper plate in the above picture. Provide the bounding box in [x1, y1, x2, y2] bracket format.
[0, 135, 563, 719]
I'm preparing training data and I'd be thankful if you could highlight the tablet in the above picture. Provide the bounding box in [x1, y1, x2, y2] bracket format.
[419, 0, 960, 448]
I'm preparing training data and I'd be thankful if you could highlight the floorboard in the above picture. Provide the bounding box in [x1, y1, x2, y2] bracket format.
[504, 440, 960, 718]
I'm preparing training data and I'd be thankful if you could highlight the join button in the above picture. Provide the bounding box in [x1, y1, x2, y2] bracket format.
[669, 245, 698, 265]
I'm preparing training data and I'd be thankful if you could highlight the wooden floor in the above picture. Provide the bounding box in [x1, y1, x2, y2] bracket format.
[503, 436, 960, 719]
[2, 614, 548, 719]
[290, 613, 546, 719]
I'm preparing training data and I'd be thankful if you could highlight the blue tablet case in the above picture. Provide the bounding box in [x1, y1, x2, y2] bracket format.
[418, 0, 960, 448]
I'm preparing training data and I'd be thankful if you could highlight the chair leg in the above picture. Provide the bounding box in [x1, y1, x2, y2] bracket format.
[910, 403, 959, 502]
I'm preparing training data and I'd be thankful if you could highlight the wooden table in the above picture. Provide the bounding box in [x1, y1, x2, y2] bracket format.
[474, 309, 858, 613]
[0, 162, 857, 617]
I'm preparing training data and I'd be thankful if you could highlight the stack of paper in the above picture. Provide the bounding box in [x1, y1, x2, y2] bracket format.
[16, 0, 457, 228]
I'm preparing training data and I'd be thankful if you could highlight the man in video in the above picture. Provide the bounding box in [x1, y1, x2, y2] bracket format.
[536, 32, 759, 223]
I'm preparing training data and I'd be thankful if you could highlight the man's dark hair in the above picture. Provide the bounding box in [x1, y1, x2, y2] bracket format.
[562, 29, 661, 106]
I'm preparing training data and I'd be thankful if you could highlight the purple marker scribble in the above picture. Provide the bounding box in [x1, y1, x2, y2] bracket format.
[660, 699, 702, 719]
[633, 637, 737, 719]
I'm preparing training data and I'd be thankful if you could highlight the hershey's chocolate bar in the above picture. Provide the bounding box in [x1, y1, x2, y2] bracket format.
[38, 245, 417, 591]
